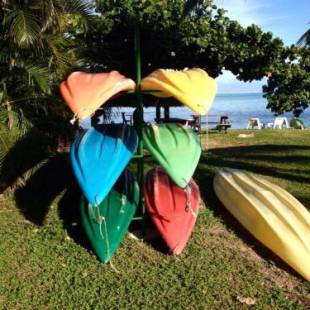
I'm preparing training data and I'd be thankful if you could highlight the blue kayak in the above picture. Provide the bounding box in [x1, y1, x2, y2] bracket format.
[71, 124, 138, 207]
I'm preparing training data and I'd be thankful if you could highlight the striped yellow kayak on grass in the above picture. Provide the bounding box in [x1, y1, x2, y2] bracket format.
[141, 68, 216, 115]
[213, 168, 310, 281]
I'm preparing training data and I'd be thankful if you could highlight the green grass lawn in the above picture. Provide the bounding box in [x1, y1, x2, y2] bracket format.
[1, 129, 310, 309]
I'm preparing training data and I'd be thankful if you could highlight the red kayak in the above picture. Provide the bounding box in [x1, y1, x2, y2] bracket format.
[144, 167, 200, 254]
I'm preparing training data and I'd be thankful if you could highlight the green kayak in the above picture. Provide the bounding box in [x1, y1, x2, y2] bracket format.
[142, 123, 201, 188]
[80, 169, 139, 263]
[290, 118, 305, 129]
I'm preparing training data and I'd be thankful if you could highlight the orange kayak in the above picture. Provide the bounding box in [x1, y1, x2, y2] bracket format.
[60, 71, 135, 120]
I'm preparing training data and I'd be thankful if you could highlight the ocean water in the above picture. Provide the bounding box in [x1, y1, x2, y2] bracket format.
[206, 93, 310, 129]
[82, 93, 310, 129]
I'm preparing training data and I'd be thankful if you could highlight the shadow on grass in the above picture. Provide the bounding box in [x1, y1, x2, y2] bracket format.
[129, 219, 170, 254]
[195, 143, 310, 280]
[14, 154, 71, 225]
[57, 177, 92, 251]
[0, 129, 56, 194]
[14, 153, 91, 250]
[202, 144, 310, 184]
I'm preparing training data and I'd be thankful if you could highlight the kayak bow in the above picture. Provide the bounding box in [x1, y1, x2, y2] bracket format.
[71, 124, 138, 206]
[142, 123, 201, 188]
[213, 168, 310, 281]
[60, 71, 135, 120]
[144, 167, 200, 254]
[81, 169, 139, 263]
[141, 68, 216, 115]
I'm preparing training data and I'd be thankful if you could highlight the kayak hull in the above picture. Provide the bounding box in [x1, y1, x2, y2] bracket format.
[60, 71, 135, 120]
[142, 123, 201, 188]
[81, 170, 139, 263]
[144, 167, 200, 254]
[71, 124, 138, 206]
[141, 68, 216, 115]
[213, 168, 310, 281]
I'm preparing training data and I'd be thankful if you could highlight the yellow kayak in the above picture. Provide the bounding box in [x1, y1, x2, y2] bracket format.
[141, 68, 216, 115]
[213, 168, 310, 281]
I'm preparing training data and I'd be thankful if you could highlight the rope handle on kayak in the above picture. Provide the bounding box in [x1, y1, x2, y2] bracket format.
[184, 185, 197, 218]
[120, 170, 129, 213]
[70, 107, 96, 124]
[93, 199, 120, 273]
[94, 209, 121, 273]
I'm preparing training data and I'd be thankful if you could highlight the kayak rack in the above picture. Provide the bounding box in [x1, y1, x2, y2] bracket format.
[132, 23, 146, 222]
[128, 24, 208, 222]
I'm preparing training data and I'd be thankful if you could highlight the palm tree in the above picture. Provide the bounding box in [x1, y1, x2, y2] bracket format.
[0, 0, 91, 190]
[297, 25, 310, 47]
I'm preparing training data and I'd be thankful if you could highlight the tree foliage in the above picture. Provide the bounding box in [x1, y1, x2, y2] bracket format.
[89, 0, 309, 115]
[0, 0, 90, 189]
[82, 0, 283, 82]
[263, 47, 310, 116]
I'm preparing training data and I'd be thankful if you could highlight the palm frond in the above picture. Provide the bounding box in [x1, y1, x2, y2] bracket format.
[0, 109, 33, 137]
[5, 9, 41, 47]
[62, 0, 93, 17]
[297, 28, 310, 47]
[0, 130, 10, 167]
[45, 34, 79, 74]
[25, 65, 51, 93]
[39, 0, 57, 32]
[63, 0, 92, 32]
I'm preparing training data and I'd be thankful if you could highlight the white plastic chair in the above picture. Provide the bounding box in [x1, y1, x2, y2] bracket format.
[247, 118, 263, 130]
[273, 117, 290, 129]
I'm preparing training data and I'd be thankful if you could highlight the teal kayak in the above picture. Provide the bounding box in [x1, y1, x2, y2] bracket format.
[80, 170, 139, 263]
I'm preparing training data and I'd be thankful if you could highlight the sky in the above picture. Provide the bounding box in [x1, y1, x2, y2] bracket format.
[214, 0, 309, 93]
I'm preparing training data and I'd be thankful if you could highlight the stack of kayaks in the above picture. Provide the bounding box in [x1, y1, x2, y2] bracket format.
[141, 68, 216, 253]
[60, 68, 217, 262]
[142, 124, 201, 253]
[71, 124, 139, 262]
[61, 71, 140, 263]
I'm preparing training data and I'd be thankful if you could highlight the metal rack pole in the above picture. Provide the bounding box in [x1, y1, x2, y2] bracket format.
[133, 23, 145, 220]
